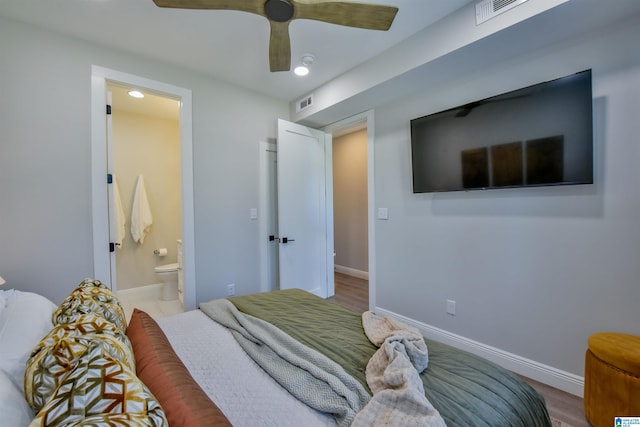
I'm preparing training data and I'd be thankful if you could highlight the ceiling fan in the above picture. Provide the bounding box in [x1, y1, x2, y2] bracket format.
[152, 0, 399, 72]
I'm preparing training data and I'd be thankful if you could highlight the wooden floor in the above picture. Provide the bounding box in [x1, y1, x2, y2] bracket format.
[330, 272, 370, 313]
[330, 272, 590, 427]
[519, 375, 590, 427]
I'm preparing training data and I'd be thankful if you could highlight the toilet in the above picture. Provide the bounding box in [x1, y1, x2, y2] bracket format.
[154, 262, 179, 301]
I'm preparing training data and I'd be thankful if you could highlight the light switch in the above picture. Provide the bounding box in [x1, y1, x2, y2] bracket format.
[250, 208, 258, 220]
[377, 207, 389, 220]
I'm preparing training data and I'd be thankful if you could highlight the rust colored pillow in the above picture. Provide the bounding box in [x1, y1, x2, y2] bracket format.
[126, 308, 232, 427]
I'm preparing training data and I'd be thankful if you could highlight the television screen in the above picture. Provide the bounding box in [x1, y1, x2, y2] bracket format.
[410, 70, 593, 193]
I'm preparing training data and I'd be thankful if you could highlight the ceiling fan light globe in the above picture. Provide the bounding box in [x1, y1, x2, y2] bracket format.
[294, 65, 309, 76]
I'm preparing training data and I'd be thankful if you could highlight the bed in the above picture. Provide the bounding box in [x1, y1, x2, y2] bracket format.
[2, 280, 552, 426]
[158, 289, 552, 427]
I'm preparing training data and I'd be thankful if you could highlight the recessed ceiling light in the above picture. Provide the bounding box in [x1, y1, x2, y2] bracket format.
[128, 90, 144, 98]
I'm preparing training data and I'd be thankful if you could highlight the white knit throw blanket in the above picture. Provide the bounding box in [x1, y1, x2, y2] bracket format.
[352, 312, 446, 427]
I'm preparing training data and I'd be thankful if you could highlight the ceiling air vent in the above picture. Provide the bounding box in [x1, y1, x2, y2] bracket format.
[296, 93, 314, 113]
[475, 0, 529, 25]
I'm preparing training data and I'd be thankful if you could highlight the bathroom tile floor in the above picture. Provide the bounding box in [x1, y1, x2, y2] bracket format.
[118, 284, 183, 323]
[120, 297, 183, 323]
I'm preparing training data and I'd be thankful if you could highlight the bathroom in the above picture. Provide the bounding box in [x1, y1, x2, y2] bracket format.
[108, 83, 183, 319]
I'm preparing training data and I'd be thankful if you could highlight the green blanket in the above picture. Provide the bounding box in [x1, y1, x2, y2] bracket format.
[229, 289, 375, 391]
[199, 298, 369, 427]
[228, 289, 552, 427]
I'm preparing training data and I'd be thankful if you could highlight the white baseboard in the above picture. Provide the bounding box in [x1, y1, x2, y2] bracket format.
[374, 307, 584, 397]
[334, 265, 369, 280]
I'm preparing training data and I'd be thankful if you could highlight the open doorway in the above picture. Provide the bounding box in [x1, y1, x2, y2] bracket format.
[259, 111, 374, 311]
[107, 83, 184, 320]
[331, 124, 369, 312]
[324, 111, 374, 312]
[91, 66, 197, 316]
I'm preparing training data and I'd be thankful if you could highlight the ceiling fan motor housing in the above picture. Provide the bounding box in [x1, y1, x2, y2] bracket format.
[264, 0, 294, 22]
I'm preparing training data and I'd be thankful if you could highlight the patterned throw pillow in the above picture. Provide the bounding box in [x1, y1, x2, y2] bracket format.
[25, 314, 135, 412]
[29, 339, 167, 427]
[64, 413, 167, 427]
[53, 279, 127, 333]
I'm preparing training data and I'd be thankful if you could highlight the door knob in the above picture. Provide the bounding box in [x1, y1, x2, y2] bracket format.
[269, 235, 295, 243]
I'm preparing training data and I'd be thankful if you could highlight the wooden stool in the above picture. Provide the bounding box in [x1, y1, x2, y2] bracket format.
[584, 332, 640, 427]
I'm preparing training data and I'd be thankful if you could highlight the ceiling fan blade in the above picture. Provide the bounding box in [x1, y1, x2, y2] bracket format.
[152, 0, 264, 15]
[269, 21, 292, 72]
[293, 1, 398, 31]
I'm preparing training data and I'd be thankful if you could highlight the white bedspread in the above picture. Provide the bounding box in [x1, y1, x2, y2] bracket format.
[157, 310, 337, 427]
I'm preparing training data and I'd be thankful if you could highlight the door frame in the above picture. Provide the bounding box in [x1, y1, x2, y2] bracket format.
[90, 65, 196, 310]
[322, 110, 375, 310]
[259, 110, 375, 308]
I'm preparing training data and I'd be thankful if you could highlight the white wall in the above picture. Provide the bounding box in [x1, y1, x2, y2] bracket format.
[287, 1, 640, 391]
[0, 16, 288, 304]
[371, 18, 640, 381]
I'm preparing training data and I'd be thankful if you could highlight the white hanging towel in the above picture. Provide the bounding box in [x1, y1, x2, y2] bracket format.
[131, 175, 153, 244]
[112, 175, 126, 248]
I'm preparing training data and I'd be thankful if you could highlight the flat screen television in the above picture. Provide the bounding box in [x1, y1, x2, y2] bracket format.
[410, 70, 593, 193]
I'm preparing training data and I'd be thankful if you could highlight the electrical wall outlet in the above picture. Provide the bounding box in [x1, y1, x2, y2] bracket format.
[446, 299, 456, 316]
[227, 283, 236, 296]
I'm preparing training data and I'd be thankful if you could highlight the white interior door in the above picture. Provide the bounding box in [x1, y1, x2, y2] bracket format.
[259, 142, 279, 293]
[106, 90, 117, 289]
[277, 119, 333, 298]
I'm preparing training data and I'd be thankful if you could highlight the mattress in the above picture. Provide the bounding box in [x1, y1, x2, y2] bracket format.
[157, 310, 337, 427]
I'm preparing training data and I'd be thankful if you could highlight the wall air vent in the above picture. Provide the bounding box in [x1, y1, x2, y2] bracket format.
[475, 0, 529, 25]
[296, 93, 314, 113]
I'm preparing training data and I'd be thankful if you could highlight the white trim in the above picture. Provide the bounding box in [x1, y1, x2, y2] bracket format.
[374, 307, 585, 397]
[324, 132, 335, 297]
[90, 65, 197, 311]
[334, 265, 369, 280]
